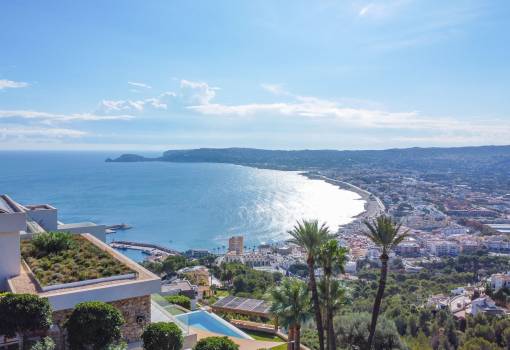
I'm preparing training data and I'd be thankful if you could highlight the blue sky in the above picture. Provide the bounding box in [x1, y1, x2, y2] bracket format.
[0, 0, 509, 151]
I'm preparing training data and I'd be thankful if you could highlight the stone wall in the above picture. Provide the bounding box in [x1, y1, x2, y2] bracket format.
[51, 295, 151, 345]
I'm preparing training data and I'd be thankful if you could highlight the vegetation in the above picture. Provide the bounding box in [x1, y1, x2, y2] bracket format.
[317, 239, 348, 350]
[30, 337, 55, 350]
[193, 336, 239, 350]
[363, 215, 409, 349]
[65, 301, 125, 350]
[31, 232, 74, 256]
[0, 293, 52, 349]
[142, 322, 183, 350]
[288, 219, 331, 350]
[217, 262, 282, 299]
[270, 278, 312, 350]
[164, 295, 191, 310]
[335, 313, 407, 350]
[21, 234, 133, 286]
[142, 255, 192, 276]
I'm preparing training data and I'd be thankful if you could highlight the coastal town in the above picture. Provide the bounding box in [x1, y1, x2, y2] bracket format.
[2, 153, 510, 350]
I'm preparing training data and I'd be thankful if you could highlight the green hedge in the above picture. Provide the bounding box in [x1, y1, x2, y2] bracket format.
[164, 295, 191, 310]
[142, 322, 183, 350]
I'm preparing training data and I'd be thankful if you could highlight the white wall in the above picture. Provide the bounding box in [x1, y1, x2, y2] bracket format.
[47, 278, 161, 311]
[0, 212, 24, 290]
[27, 208, 58, 231]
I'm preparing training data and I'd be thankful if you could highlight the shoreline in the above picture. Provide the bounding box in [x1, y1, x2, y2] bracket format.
[302, 172, 385, 222]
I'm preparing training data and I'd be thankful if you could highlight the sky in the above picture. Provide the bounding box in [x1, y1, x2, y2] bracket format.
[0, 0, 509, 151]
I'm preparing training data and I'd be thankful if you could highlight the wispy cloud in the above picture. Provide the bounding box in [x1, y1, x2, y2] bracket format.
[0, 126, 87, 139]
[128, 81, 152, 89]
[0, 79, 30, 90]
[0, 110, 134, 123]
[357, 0, 410, 19]
[99, 92, 177, 114]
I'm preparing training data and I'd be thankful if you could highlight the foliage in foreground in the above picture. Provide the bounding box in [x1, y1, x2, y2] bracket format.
[0, 293, 52, 341]
[142, 322, 183, 350]
[30, 337, 55, 350]
[65, 301, 125, 350]
[194, 336, 239, 350]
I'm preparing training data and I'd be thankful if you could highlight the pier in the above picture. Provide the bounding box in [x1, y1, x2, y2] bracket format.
[110, 240, 181, 257]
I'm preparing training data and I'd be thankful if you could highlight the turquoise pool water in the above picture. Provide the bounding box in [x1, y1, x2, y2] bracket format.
[175, 311, 252, 339]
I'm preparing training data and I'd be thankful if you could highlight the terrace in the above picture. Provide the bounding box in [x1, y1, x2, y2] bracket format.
[8, 233, 160, 313]
[21, 234, 134, 289]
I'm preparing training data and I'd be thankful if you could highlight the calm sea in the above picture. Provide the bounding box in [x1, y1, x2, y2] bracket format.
[0, 151, 364, 255]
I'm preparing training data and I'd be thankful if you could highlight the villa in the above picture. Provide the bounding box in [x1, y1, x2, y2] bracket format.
[0, 194, 106, 241]
[0, 194, 161, 346]
[1, 195, 285, 350]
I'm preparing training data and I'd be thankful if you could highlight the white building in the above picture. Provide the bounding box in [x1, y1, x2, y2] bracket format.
[427, 240, 460, 257]
[490, 273, 510, 292]
[0, 194, 106, 241]
[471, 297, 507, 316]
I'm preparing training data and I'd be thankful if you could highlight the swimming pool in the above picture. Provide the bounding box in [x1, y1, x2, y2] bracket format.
[175, 311, 253, 339]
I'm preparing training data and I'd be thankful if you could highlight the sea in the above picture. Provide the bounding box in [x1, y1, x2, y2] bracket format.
[0, 151, 365, 259]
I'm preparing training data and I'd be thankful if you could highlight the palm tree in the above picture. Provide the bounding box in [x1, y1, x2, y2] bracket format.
[317, 240, 348, 350]
[318, 279, 345, 350]
[270, 278, 312, 350]
[288, 220, 330, 350]
[364, 215, 409, 349]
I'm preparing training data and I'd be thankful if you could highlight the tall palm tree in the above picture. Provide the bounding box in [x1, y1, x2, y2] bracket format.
[317, 240, 348, 350]
[270, 278, 312, 350]
[364, 215, 409, 349]
[288, 220, 330, 350]
[318, 279, 345, 350]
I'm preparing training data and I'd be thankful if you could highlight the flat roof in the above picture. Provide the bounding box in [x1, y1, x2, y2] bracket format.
[58, 222, 99, 229]
[212, 296, 271, 317]
[8, 233, 160, 297]
[0, 195, 23, 214]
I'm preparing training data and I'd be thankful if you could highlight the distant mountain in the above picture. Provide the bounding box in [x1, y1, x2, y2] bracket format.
[106, 145, 510, 173]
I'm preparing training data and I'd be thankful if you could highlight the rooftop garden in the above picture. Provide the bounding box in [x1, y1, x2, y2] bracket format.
[21, 232, 134, 287]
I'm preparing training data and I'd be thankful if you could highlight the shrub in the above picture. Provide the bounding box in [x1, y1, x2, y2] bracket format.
[0, 293, 52, 345]
[142, 322, 183, 350]
[335, 312, 407, 350]
[194, 336, 239, 350]
[31, 231, 74, 256]
[165, 295, 191, 310]
[65, 301, 124, 350]
[30, 337, 55, 350]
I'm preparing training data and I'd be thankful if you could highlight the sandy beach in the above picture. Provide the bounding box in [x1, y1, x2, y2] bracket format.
[304, 173, 385, 220]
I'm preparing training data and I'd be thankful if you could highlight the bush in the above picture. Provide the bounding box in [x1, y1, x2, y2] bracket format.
[165, 295, 191, 310]
[0, 293, 52, 341]
[31, 231, 74, 256]
[30, 337, 55, 350]
[65, 301, 124, 350]
[194, 336, 239, 350]
[335, 312, 406, 350]
[142, 322, 183, 350]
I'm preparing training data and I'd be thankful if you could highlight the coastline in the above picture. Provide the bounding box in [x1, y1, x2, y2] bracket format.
[303, 172, 385, 221]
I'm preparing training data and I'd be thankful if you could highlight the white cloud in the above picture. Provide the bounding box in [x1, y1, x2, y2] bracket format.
[0, 79, 30, 90]
[0, 126, 86, 139]
[180, 80, 218, 105]
[261, 83, 288, 96]
[128, 81, 152, 89]
[0, 110, 134, 123]
[99, 79, 218, 114]
[357, 0, 411, 19]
